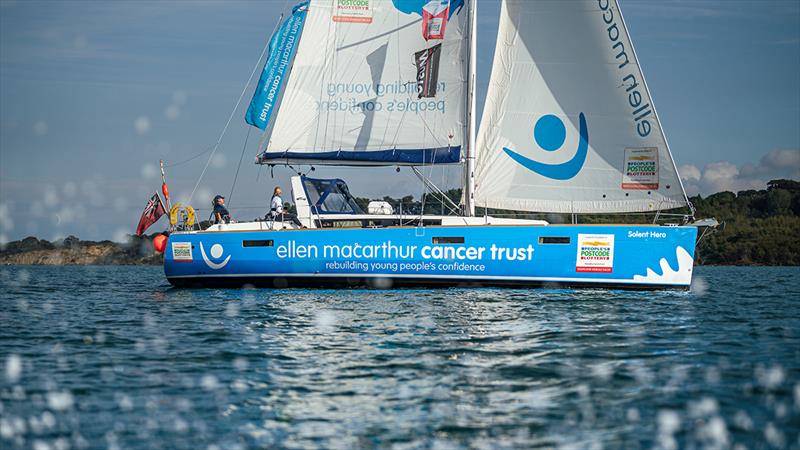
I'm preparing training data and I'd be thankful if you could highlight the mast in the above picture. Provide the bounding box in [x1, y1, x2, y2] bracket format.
[463, 0, 477, 216]
[159, 159, 172, 213]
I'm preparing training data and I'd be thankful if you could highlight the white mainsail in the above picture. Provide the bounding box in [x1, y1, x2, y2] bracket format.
[473, 0, 689, 214]
[256, 0, 470, 166]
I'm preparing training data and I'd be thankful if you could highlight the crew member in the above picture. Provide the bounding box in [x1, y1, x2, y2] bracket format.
[212, 195, 231, 224]
[270, 187, 284, 218]
[269, 186, 303, 227]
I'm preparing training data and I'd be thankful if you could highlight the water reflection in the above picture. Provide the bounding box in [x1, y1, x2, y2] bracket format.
[0, 266, 797, 449]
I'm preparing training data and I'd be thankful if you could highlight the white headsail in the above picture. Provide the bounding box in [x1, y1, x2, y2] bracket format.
[253, 0, 470, 166]
[474, 0, 689, 213]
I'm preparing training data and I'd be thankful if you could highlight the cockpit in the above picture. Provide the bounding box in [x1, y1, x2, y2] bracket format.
[193, 175, 546, 233]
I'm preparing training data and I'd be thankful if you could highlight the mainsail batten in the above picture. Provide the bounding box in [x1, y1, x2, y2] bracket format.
[254, 0, 469, 166]
[474, 0, 689, 214]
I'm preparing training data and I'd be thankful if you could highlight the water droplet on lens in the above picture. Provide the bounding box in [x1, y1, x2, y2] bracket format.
[233, 357, 249, 371]
[46, 391, 74, 411]
[201, 375, 220, 391]
[5, 354, 22, 383]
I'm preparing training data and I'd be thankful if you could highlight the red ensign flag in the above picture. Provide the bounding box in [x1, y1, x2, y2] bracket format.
[136, 193, 166, 236]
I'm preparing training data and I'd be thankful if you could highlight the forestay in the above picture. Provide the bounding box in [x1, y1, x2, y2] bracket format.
[253, 0, 469, 166]
[474, 0, 689, 213]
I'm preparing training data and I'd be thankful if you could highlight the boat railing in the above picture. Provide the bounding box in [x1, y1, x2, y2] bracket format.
[473, 210, 690, 225]
[188, 201, 693, 230]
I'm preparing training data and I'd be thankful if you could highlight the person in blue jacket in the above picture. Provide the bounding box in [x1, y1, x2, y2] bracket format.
[212, 195, 231, 224]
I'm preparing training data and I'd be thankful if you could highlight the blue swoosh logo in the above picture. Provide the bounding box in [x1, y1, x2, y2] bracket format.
[503, 112, 589, 180]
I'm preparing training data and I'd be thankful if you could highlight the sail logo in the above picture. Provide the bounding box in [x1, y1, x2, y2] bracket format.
[245, 4, 308, 130]
[333, 0, 373, 24]
[171, 242, 192, 262]
[598, 0, 653, 138]
[503, 113, 589, 180]
[415, 44, 442, 98]
[392, 0, 463, 20]
[576, 234, 615, 273]
[200, 242, 231, 270]
[622, 147, 659, 189]
[422, 0, 450, 40]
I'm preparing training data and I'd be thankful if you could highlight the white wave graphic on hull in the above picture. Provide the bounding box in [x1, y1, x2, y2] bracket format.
[633, 246, 694, 285]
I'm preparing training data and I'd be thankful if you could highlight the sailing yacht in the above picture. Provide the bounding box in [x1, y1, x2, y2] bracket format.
[163, 0, 713, 289]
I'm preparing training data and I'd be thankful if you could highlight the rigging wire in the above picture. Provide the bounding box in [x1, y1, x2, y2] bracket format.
[256, 164, 264, 183]
[227, 126, 252, 208]
[163, 144, 215, 168]
[186, 12, 284, 206]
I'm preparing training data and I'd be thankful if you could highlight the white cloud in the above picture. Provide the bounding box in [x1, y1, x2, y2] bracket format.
[703, 162, 742, 190]
[754, 149, 798, 175]
[679, 164, 701, 182]
[680, 149, 800, 196]
[134, 116, 151, 135]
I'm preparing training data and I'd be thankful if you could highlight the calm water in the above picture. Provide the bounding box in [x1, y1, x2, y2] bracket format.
[1, 266, 798, 450]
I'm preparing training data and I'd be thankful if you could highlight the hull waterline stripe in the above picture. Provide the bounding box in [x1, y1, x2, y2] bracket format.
[166, 272, 689, 286]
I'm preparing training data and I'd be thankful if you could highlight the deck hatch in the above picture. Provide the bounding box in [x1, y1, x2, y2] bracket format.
[243, 240, 274, 247]
[432, 236, 465, 244]
[539, 237, 571, 244]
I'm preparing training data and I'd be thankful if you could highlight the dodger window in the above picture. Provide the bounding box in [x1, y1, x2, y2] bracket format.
[302, 176, 364, 215]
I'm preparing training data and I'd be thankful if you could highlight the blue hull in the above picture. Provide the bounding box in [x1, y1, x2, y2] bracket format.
[164, 225, 697, 290]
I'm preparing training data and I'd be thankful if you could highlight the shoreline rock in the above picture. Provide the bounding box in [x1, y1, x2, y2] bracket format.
[0, 235, 164, 265]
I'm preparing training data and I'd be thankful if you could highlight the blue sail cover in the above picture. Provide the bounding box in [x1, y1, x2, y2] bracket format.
[257, 146, 461, 165]
[245, 3, 309, 130]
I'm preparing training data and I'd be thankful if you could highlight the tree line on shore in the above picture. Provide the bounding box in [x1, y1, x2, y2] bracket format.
[688, 179, 799, 265]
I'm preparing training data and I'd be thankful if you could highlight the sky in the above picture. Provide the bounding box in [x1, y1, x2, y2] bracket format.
[1, 0, 798, 242]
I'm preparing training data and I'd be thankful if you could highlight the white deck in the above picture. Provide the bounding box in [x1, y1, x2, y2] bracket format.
[192, 215, 548, 233]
